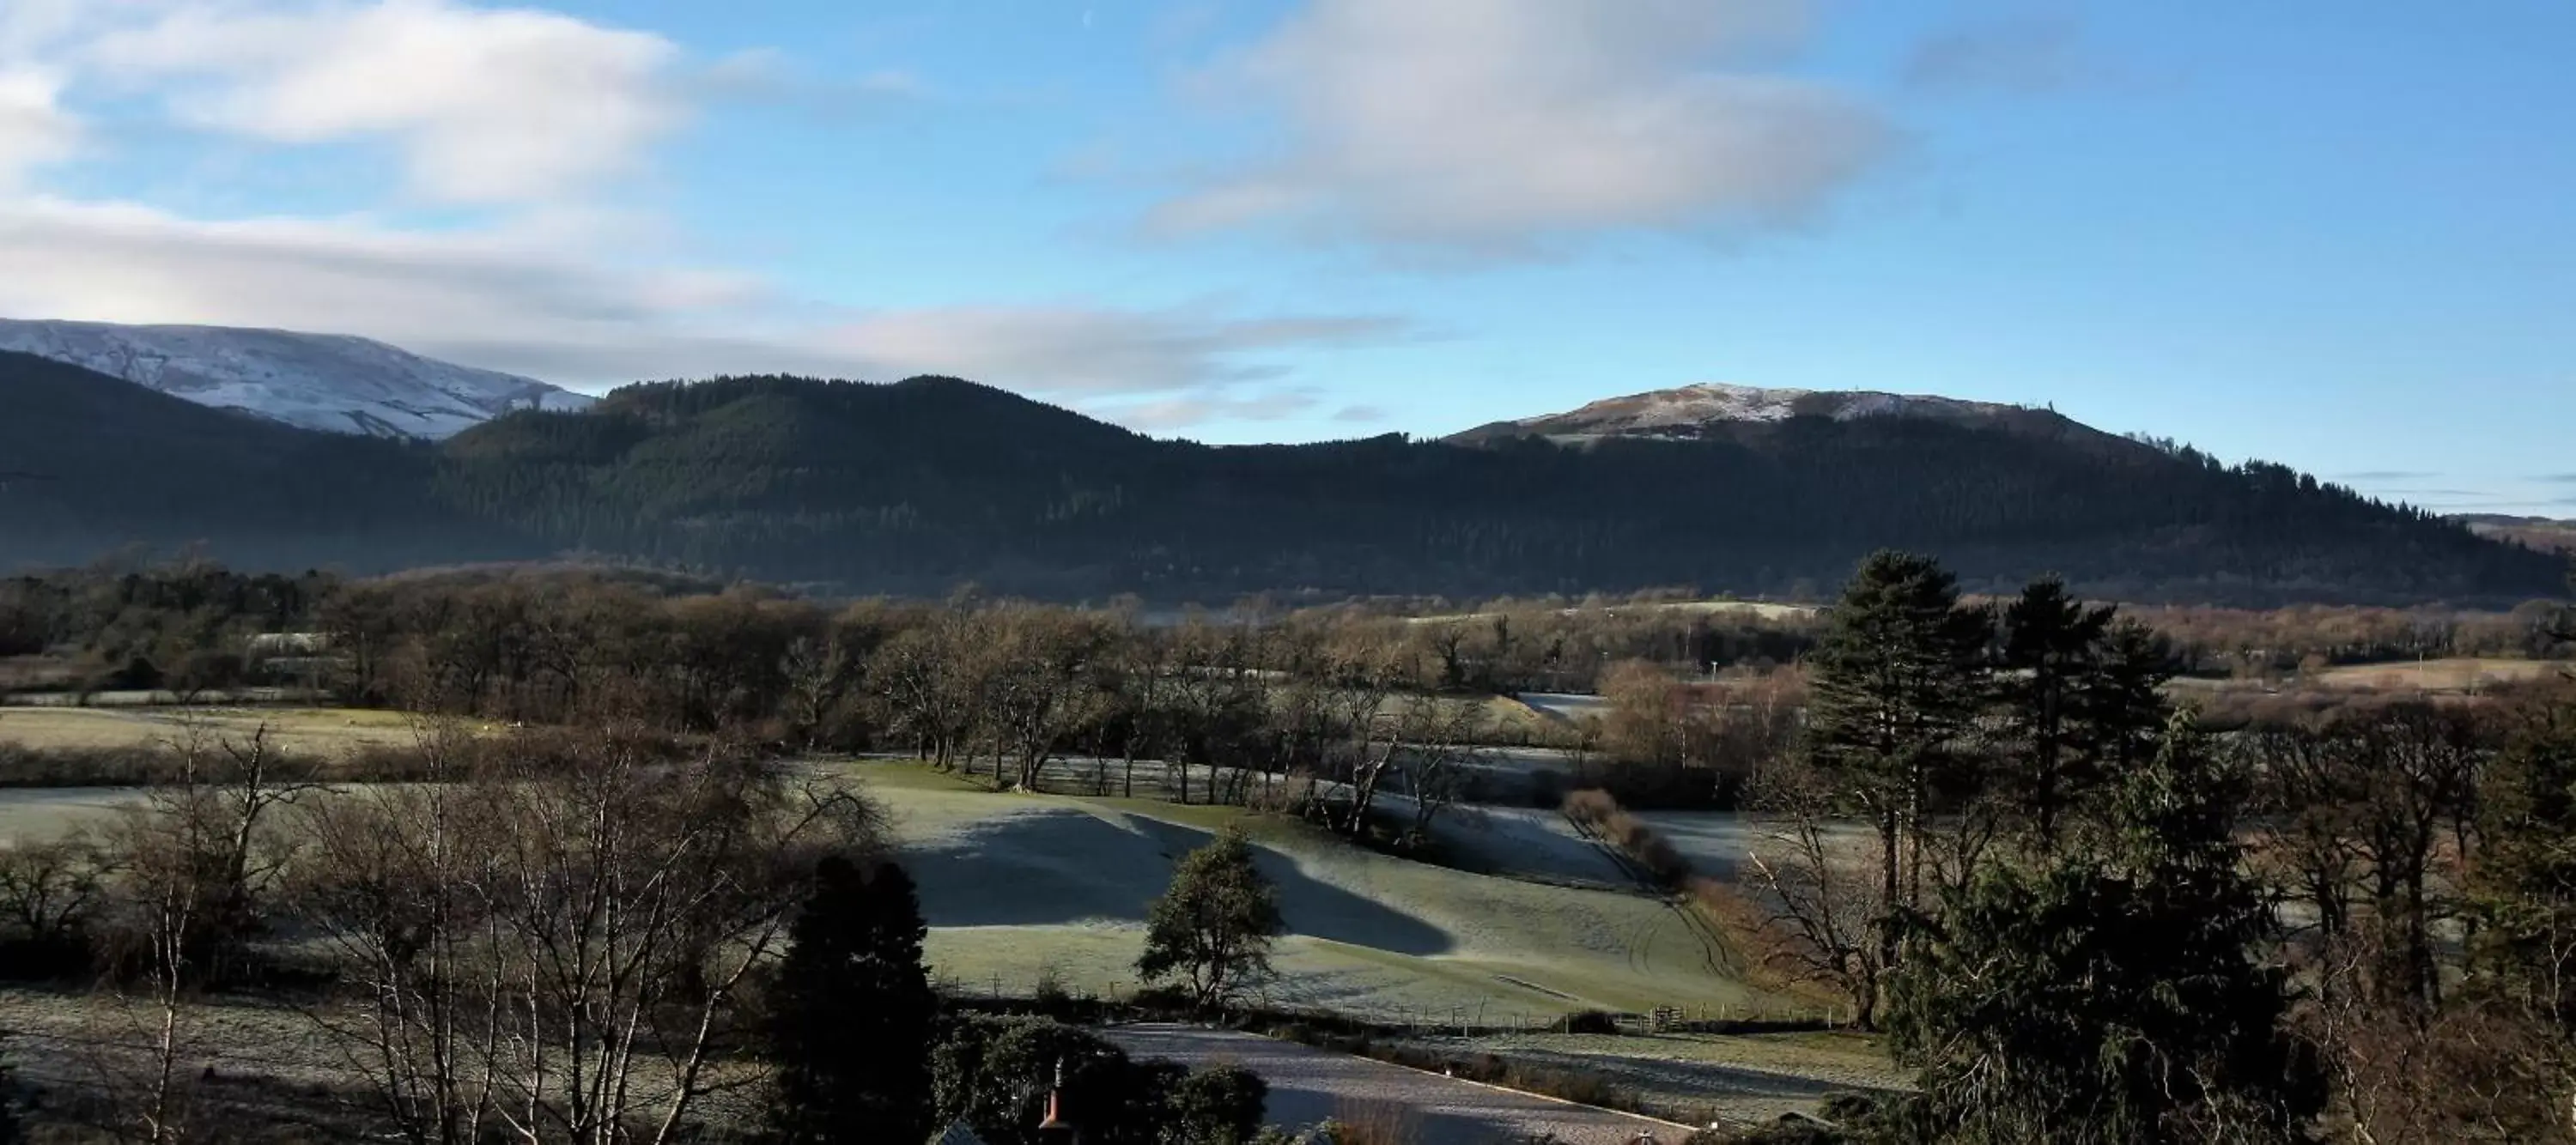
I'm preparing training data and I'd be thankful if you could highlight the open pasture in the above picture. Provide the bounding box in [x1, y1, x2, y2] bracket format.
[0, 705, 424, 758]
[850, 764, 1787, 1024]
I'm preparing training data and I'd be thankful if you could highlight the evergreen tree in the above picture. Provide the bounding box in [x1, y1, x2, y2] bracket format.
[2471, 695, 2576, 1032]
[1996, 577, 2113, 852]
[1803, 550, 1994, 965]
[1994, 584, 2177, 853]
[1138, 828, 1285, 1010]
[765, 857, 939, 1145]
[2075, 617, 2178, 783]
[1884, 712, 2320, 1144]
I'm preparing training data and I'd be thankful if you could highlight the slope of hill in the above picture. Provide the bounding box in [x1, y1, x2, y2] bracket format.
[0, 351, 534, 570]
[0, 318, 592, 439]
[1451, 382, 2117, 450]
[431, 374, 2563, 605]
[2457, 514, 2576, 555]
[2, 360, 2560, 603]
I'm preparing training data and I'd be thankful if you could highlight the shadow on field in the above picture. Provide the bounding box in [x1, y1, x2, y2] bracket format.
[904, 807, 1451, 956]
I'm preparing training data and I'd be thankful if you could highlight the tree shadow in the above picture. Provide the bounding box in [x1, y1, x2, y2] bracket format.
[904, 807, 1453, 956]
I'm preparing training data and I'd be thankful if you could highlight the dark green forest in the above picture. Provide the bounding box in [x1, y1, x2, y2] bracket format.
[3, 354, 2559, 605]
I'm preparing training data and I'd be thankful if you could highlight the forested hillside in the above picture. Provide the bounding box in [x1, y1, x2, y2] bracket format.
[3, 360, 2561, 604]
[0, 351, 534, 571]
[432, 374, 2561, 604]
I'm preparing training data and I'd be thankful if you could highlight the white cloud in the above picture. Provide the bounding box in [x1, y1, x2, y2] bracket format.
[0, 1, 1405, 431]
[821, 308, 1402, 397]
[1091, 390, 1327, 432]
[1149, 0, 1890, 257]
[86, 0, 683, 204]
[0, 69, 78, 187]
[0, 197, 1405, 421]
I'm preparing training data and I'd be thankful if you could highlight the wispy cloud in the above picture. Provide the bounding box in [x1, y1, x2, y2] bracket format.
[2380, 488, 2501, 500]
[1090, 388, 1329, 431]
[1144, 0, 1889, 260]
[1904, 16, 2099, 97]
[0, 196, 1408, 415]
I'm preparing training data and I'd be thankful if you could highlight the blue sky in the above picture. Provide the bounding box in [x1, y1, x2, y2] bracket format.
[1, 1, 2570, 513]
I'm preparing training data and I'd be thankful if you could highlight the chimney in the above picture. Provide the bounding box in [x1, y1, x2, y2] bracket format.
[1036, 1059, 1078, 1144]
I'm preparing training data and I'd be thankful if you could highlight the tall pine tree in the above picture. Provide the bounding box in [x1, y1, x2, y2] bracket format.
[1995, 580, 2176, 854]
[765, 857, 939, 1145]
[1803, 550, 1993, 966]
[1996, 577, 2111, 852]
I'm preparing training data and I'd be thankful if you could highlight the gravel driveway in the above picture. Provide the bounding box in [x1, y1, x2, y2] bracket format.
[1106, 1024, 1703, 1144]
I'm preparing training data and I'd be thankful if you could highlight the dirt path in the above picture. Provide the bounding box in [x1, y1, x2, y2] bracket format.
[1104, 1024, 1702, 1144]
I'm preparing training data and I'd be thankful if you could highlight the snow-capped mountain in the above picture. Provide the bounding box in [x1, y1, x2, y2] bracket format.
[0, 318, 593, 439]
[1465, 382, 2043, 443]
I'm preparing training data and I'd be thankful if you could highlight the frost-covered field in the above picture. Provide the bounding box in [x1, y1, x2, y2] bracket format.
[1106, 1024, 1700, 1144]
[855, 766, 1782, 1023]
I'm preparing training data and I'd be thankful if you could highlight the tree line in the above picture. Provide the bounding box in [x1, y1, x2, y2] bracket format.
[0, 718, 1303, 1143]
[8, 354, 2565, 604]
[1702, 550, 2576, 1142]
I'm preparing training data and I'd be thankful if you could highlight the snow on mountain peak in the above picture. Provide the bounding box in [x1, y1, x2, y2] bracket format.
[0, 318, 593, 439]
[1491, 382, 2032, 441]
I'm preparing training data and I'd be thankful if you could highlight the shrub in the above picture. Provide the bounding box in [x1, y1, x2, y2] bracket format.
[1552, 1009, 1619, 1035]
[1163, 1063, 1269, 1145]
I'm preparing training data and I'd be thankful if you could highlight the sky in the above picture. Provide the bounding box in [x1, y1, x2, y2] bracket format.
[0, 1, 2570, 515]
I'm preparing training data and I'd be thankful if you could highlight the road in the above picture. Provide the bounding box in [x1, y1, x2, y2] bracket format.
[1105, 1024, 1703, 1144]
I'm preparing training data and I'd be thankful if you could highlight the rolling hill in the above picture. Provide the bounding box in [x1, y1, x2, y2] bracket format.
[2, 358, 2563, 605]
[0, 350, 538, 570]
[2458, 514, 2576, 555]
[0, 318, 592, 439]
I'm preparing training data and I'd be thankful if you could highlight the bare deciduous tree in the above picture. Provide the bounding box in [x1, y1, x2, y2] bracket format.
[90, 719, 316, 1144]
[288, 724, 885, 1145]
[1740, 754, 1888, 1029]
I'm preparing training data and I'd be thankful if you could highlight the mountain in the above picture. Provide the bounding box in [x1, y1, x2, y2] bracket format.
[3, 360, 2562, 605]
[0, 350, 537, 570]
[0, 318, 592, 439]
[2457, 514, 2576, 555]
[428, 375, 2562, 605]
[1452, 382, 2114, 449]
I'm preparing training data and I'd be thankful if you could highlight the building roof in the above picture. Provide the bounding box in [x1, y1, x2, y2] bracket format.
[928, 1123, 990, 1145]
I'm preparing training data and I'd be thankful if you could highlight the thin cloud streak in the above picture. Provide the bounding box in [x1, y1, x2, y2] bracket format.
[0, 196, 1410, 421]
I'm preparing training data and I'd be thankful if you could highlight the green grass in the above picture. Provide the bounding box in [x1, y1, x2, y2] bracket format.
[842, 761, 1788, 1024]
[0, 706, 424, 757]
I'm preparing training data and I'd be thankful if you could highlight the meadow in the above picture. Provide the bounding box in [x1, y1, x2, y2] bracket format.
[852, 764, 1792, 1026]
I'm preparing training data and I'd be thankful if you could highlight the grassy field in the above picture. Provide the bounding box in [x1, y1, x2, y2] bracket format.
[2302, 657, 2562, 693]
[846, 764, 1789, 1025]
[1412, 1028, 1906, 1125]
[0, 705, 425, 756]
[0, 786, 143, 843]
[2169, 657, 2566, 698]
[0, 752, 1797, 1021]
[1406, 601, 1816, 626]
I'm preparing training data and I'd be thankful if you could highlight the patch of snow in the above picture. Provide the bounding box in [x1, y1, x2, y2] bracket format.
[1510, 381, 2025, 441]
[0, 318, 594, 439]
